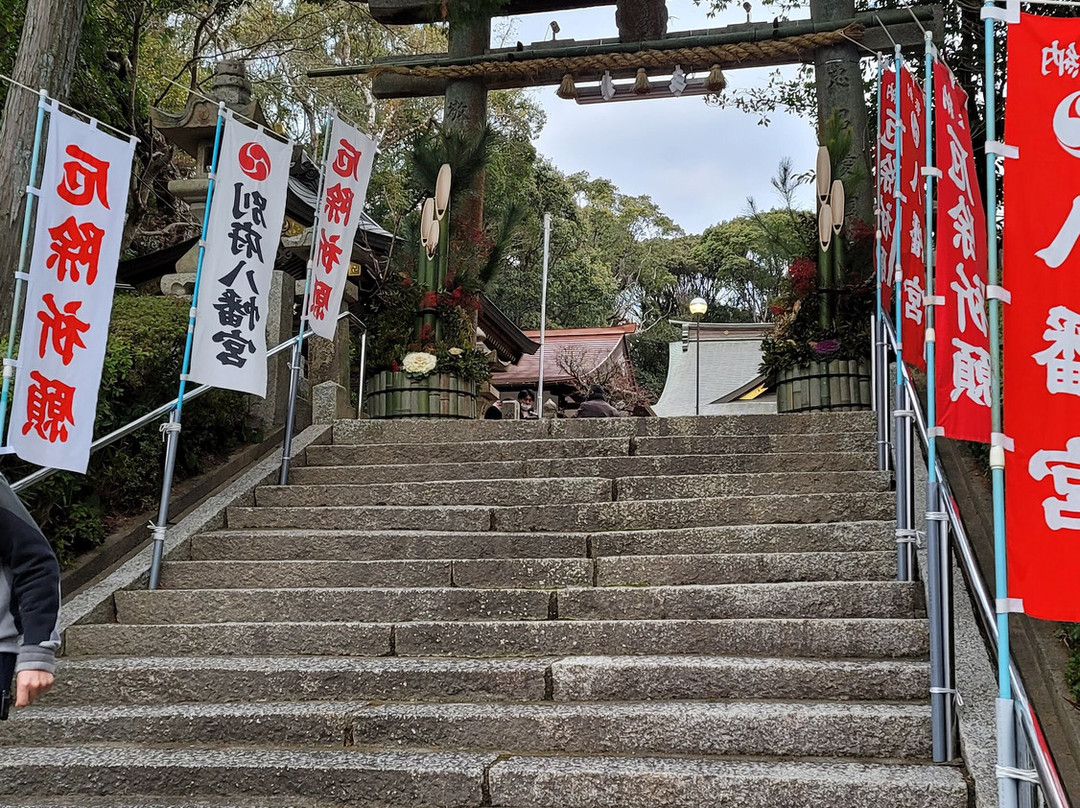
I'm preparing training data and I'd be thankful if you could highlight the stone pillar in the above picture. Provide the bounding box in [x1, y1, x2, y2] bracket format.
[247, 269, 294, 432]
[810, 0, 874, 225]
[444, 19, 490, 234]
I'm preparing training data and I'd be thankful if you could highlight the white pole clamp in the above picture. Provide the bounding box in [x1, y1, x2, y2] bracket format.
[986, 285, 1011, 304]
[996, 597, 1024, 614]
[927, 511, 949, 522]
[980, 0, 1020, 25]
[985, 140, 1019, 159]
[929, 685, 964, 708]
[928, 426, 945, 438]
[921, 166, 943, 179]
[896, 529, 924, 548]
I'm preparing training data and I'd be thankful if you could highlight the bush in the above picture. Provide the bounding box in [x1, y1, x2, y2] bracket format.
[1, 295, 256, 567]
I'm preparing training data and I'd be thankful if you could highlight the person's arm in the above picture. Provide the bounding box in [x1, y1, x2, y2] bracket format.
[0, 481, 60, 706]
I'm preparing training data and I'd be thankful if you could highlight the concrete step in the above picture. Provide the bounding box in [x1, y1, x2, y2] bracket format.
[615, 470, 891, 500]
[226, 492, 893, 533]
[47, 656, 553, 707]
[191, 522, 892, 562]
[489, 492, 893, 533]
[287, 452, 879, 485]
[3, 701, 932, 761]
[556, 581, 921, 621]
[331, 411, 876, 444]
[254, 477, 613, 509]
[548, 655, 928, 702]
[590, 521, 894, 556]
[595, 551, 896, 585]
[47, 654, 925, 707]
[159, 558, 595, 590]
[0, 747, 491, 805]
[487, 755, 968, 808]
[113, 587, 554, 625]
[63, 618, 929, 659]
[191, 529, 589, 562]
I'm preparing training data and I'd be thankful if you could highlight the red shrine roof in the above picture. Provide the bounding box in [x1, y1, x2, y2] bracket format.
[495, 323, 636, 386]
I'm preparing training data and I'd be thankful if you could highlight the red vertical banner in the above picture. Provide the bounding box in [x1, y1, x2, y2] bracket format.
[934, 60, 991, 444]
[899, 66, 927, 371]
[877, 65, 899, 313]
[1004, 13, 1080, 620]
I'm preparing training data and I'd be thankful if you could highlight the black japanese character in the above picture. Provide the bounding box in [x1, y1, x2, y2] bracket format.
[212, 328, 256, 368]
[214, 288, 261, 330]
[228, 221, 264, 261]
[232, 182, 267, 227]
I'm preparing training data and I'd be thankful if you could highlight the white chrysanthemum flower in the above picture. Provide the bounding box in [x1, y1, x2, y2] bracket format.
[448, 347, 464, 356]
[402, 351, 438, 375]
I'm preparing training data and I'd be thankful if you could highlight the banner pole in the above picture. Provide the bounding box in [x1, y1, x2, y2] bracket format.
[921, 34, 953, 763]
[0, 90, 48, 446]
[279, 112, 334, 485]
[537, 212, 551, 416]
[892, 45, 915, 583]
[874, 55, 891, 473]
[148, 102, 227, 590]
[982, 5, 1018, 807]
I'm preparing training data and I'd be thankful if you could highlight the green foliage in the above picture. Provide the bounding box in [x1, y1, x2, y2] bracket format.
[1, 296, 254, 567]
[628, 321, 679, 400]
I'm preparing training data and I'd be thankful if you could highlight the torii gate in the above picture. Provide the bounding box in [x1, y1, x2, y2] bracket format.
[311, 0, 941, 230]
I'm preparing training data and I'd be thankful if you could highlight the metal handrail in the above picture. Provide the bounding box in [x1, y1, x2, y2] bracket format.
[883, 318, 1070, 808]
[10, 310, 364, 494]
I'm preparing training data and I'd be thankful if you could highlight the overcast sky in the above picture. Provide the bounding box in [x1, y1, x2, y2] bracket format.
[498, 2, 818, 235]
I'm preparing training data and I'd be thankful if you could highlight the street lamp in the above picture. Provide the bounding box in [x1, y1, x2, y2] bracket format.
[689, 297, 708, 415]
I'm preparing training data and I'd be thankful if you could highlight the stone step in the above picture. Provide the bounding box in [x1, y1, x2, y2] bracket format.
[63, 618, 929, 659]
[548, 655, 928, 702]
[0, 747, 490, 805]
[331, 411, 876, 444]
[487, 755, 968, 808]
[305, 432, 872, 467]
[226, 492, 893, 533]
[557, 581, 921, 621]
[288, 451, 879, 485]
[615, 470, 891, 500]
[47, 656, 553, 707]
[46, 654, 925, 708]
[7, 801, 312, 808]
[489, 492, 894, 533]
[254, 477, 614, 509]
[2, 701, 933, 761]
[190, 529, 589, 562]
[596, 551, 896, 586]
[191, 522, 893, 562]
[113, 587, 554, 625]
[159, 558, 595, 590]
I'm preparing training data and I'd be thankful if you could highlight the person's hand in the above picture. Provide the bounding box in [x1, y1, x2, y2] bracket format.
[15, 669, 54, 707]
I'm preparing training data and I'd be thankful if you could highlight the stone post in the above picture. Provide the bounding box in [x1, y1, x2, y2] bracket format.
[810, 0, 874, 225]
[247, 269, 294, 432]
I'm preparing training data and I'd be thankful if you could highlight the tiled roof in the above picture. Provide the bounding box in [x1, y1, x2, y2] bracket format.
[496, 324, 636, 386]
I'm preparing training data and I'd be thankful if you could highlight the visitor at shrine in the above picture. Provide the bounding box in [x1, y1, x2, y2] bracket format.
[517, 390, 537, 419]
[576, 385, 620, 418]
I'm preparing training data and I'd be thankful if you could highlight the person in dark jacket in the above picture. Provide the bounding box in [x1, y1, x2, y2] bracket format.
[576, 385, 621, 418]
[0, 473, 60, 715]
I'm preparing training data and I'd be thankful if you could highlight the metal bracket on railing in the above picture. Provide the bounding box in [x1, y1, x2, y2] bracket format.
[896, 529, 924, 548]
[997, 766, 1042, 785]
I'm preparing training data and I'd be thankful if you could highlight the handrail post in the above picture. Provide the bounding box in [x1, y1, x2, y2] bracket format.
[873, 55, 891, 474]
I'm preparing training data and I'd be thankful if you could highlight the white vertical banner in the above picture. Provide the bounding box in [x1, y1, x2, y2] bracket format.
[306, 114, 377, 340]
[188, 115, 291, 396]
[9, 104, 135, 473]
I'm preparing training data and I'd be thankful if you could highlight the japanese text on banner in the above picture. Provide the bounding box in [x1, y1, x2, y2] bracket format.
[877, 65, 900, 312]
[933, 60, 990, 444]
[899, 66, 927, 371]
[8, 106, 135, 474]
[306, 116, 377, 341]
[188, 116, 291, 397]
[1003, 13, 1080, 620]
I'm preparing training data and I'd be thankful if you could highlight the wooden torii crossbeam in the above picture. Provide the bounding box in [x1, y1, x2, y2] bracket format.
[310, 7, 941, 99]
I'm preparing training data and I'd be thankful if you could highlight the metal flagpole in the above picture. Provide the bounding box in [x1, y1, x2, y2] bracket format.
[982, 3, 1018, 805]
[148, 102, 227, 590]
[921, 33, 954, 762]
[0, 89, 48, 445]
[537, 212, 551, 416]
[892, 45, 915, 583]
[874, 55, 891, 473]
[279, 112, 334, 485]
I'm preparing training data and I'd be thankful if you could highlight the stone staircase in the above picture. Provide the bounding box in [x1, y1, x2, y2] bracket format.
[3, 412, 969, 807]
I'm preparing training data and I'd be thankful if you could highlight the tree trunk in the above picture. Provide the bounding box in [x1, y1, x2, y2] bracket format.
[809, 0, 874, 226]
[0, 0, 89, 335]
[444, 18, 489, 237]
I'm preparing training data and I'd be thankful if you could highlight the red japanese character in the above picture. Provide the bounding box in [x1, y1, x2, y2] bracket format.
[318, 231, 342, 275]
[311, 280, 332, 320]
[323, 183, 354, 226]
[47, 217, 105, 284]
[57, 145, 110, 208]
[332, 139, 363, 180]
[22, 370, 75, 443]
[37, 294, 90, 365]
